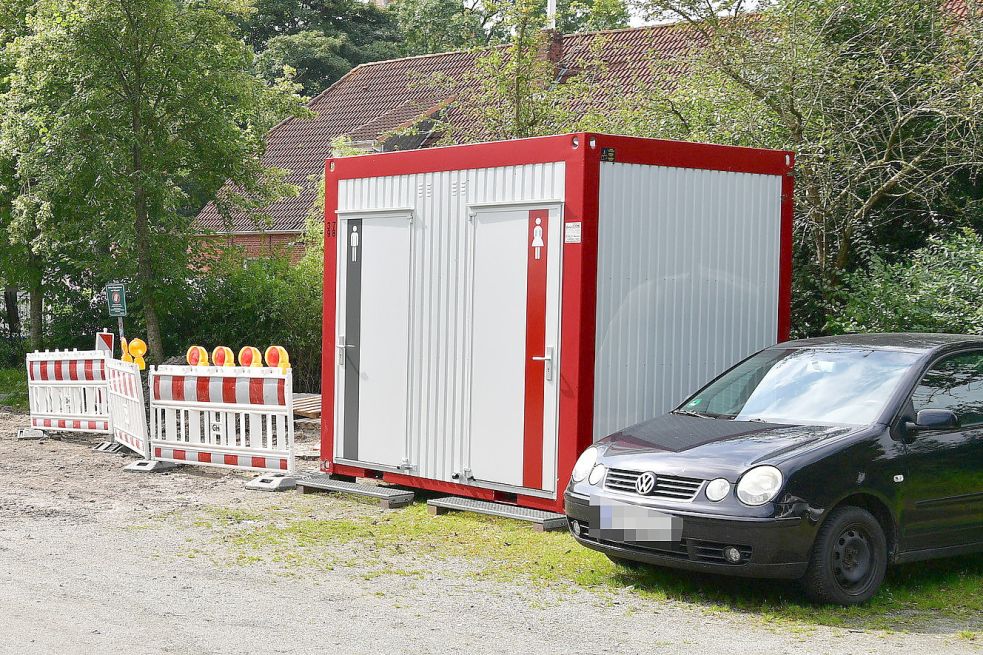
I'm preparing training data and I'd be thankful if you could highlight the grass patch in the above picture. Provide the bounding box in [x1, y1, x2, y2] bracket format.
[200, 497, 983, 632]
[0, 368, 28, 410]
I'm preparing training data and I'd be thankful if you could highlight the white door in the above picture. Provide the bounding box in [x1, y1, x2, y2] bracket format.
[467, 206, 562, 492]
[335, 212, 412, 468]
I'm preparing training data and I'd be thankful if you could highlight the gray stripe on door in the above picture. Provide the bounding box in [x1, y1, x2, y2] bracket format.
[343, 220, 362, 461]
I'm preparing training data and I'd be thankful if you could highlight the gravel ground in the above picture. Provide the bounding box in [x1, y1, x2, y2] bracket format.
[0, 410, 979, 655]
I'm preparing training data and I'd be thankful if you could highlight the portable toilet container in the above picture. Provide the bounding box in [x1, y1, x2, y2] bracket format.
[320, 133, 793, 513]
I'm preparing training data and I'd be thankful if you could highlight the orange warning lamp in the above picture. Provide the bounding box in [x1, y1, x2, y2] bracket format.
[238, 346, 262, 367]
[128, 338, 147, 370]
[212, 346, 234, 367]
[120, 337, 133, 364]
[264, 345, 290, 372]
[186, 345, 208, 367]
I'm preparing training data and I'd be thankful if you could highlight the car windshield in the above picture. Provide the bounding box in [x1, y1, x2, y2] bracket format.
[677, 347, 921, 426]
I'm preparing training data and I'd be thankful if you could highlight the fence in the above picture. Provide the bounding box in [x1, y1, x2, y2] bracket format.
[26, 350, 111, 434]
[148, 365, 295, 473]
[106, 359, 150, 458]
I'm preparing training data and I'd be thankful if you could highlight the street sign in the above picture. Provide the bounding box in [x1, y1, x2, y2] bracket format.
[106, 283, 127, 317]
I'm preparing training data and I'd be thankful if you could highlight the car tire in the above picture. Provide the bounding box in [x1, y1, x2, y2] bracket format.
[800, 506, 887, 605]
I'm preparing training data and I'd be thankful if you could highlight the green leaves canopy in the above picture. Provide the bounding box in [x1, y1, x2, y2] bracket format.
[0, 0, 307, 359]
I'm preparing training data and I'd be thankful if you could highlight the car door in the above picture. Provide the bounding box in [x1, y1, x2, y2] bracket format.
[899, 350, 983, 552]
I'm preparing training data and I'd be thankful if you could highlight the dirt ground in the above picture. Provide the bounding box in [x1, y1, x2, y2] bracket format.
[0, 409, 980, 655]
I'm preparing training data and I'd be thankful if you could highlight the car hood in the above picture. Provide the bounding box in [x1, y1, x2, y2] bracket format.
[596, 414, 860, 478]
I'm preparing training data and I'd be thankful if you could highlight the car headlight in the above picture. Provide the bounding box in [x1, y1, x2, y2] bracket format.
[705, 478, 731, 502]
[588, 463, 606, 485]
[736, 466, 783, 506]
[571, 447, 598, 482]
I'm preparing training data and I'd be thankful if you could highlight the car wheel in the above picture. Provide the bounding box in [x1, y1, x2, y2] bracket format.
[801, 506, 887, 605]
[606, 554, 646, 570]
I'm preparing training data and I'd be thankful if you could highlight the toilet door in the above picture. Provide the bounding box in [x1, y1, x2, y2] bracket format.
[467, 205, 563, 492]
[334, 211, 413, 469]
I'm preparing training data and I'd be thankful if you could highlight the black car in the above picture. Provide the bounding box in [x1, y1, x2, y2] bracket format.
[564, 333, 983, 605]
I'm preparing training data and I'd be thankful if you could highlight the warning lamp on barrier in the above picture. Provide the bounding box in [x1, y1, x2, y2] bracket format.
[238, 346, 262, 367]
[120, 337, 133, 364]
[212, 346, 234, 367]
[264, 345, 290, 372]
[186, 345, 208, 367]
[128, 338, 148, 371]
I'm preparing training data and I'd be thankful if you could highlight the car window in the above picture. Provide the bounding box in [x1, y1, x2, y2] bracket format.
[911, 351, 983, 427]
[680, 347, 920, 426]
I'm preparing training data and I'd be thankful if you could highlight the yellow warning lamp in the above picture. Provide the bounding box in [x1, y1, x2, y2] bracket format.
[120, 337, 133, 364]
[186, 345, 209, 367]
[238, 346, 262, 368]
[264, 345, 290, 373]
[212, 346, 235, 367]
[128, 338, 148, 371]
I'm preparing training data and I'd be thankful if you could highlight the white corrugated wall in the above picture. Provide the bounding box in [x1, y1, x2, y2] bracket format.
[593, 162, 783, 439]
[337, 162, 566, 483]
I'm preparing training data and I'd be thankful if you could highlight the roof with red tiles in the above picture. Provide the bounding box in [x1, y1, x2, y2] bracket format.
[196, 22, 699, 234]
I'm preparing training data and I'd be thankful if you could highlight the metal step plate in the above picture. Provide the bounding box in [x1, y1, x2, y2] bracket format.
[296, 474, 414, 509]
[427, 496, 568, 532]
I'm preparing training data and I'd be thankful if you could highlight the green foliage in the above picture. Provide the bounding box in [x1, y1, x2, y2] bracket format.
[172, 249, 324, 392]
[829, 229, 983, 335]
[596, 0, 983, 335]
[556, 0, 629, 32]
[242, 0, 402, 95]
[421, 0, 607, 144]
[0, 0, 308, 360]
[0, 367, 29, 409]
[389, 0, 629, 58]
[389, 0, 501, 56]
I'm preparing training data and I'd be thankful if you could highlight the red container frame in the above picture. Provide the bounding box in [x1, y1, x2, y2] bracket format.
[320, 133, 794, 513]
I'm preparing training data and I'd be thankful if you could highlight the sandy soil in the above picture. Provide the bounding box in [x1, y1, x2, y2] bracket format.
[0, 410, 979, 655]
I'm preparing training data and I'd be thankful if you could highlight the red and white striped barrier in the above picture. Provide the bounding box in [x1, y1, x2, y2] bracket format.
[148, 365, 295, 473]
[26, 350, 111, 434]
[106, 359, 150, 458]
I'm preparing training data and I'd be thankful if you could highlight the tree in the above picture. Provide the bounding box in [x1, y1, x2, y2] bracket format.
[556, 0, 629, 33]
[599, 0, 983, 334]
[1, 0, 307, 361]
[242, 0, 402, 95]
[389, 0, 504, 56]
[389, 0, 629, 58]
[415, 0, 605, 144]
[829, 228, 983, 335]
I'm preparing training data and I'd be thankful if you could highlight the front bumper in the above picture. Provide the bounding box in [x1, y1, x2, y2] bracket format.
[564, 491, 813, 579]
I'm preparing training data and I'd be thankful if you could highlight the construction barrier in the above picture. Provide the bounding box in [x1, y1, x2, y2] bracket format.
[26, 350, 111, 434]
[148, 365, 295, 473]
[106, 359, 150, 458]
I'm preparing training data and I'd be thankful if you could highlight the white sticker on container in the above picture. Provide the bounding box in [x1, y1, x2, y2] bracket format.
[564, 221, 582, 244]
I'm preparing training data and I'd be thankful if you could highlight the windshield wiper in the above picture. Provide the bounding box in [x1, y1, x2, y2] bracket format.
[672, 409, 713, 419]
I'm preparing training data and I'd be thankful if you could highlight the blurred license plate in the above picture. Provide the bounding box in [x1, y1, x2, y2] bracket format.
[596, 501, 683, 542]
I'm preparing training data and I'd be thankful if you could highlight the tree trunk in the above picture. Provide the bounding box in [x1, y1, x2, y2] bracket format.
[27, 251, 43, 351]
[3, 286, 20, 338]
[131, 103, 165, 362]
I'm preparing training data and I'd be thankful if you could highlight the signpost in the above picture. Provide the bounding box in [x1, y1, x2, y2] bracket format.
[105, 282, 127, 343]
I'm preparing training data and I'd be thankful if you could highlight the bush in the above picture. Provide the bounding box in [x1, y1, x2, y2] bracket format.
[165, 248, 323, 392]
[828, 228, 983, 335]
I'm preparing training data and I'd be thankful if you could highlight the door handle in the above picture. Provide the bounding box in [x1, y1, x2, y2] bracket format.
[531, 347, 554, 381]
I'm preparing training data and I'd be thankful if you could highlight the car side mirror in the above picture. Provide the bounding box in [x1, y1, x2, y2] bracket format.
[905, 409, 959, 436]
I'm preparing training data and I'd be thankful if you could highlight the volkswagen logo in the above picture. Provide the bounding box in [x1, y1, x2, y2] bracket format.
[635, 471, 657, 495]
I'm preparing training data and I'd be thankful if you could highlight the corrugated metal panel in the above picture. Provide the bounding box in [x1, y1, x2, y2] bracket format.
[593, 163, 782, 439]
[337, 162, 566, 482]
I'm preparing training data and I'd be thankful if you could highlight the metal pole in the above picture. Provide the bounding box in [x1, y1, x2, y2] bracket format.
[117, 315, 125, 351]
[546, 0, 556, 29]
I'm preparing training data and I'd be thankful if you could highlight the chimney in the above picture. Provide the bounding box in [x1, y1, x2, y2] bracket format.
[542, 28, 563, 65]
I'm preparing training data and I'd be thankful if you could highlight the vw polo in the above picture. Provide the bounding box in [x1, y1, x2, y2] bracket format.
[564, 333, 983, 604]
